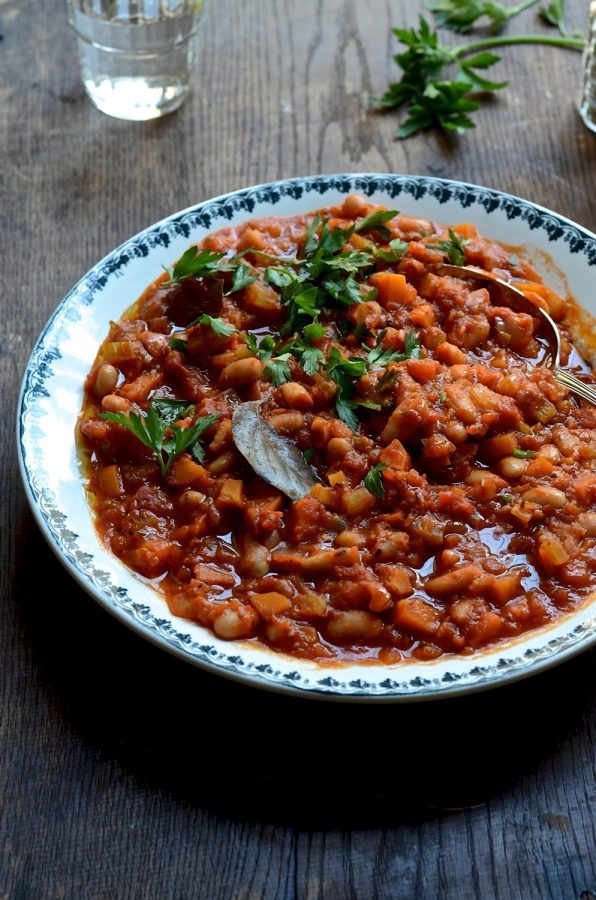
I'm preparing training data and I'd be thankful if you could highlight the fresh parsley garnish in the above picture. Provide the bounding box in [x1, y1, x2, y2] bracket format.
[354, 209, 399, 240]
[285, 340, 325, 377]
[375, 239, 409, 263]
[428, 228, 469, 266]
[302, 448, 315, 462]
[366, 328, 421, 370]
[101, 400, 218, 476]
[364, 462, 388, 498]
[512, 448, 535, 459]
[245, 334, 292, 386]
[325, 348, 369, 429]
[167, 248, 233, 284]
[190, 314, 238, 336]
[540, 0, 569, 37]
[429, 0, 539, 34]
[374, 16, 583, 138]
[226, 262, 258, 295]
[168, 336, 188, 352]
[264, 216, 376, 335]
[167, 247, 256, 293]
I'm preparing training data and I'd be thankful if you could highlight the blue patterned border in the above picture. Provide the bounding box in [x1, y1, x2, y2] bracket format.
[17, 174, 596, 701]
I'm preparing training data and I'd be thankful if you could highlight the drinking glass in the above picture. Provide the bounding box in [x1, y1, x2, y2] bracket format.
[67, 0, 206, 121]
[579, 0, 596, 133]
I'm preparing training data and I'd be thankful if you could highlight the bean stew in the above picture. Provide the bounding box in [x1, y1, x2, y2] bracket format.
[77, 196, 596, 663]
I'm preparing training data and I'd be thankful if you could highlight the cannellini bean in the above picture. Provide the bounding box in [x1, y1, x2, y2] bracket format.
[213, 605, 258, 640]
[280, 381, 313, 410]
[536, 444, 561, 463]
[94, 363, 119, 397]
[498, 456, 529, 479]
[522, 486, 566, 508]
[425, 564, 482, 596]
[469, 384, 502, 412]
[440, 420, 468, 444]
[326, 610, 383, 641]
[326, 437, 352, 461]
[445, 385, 477, 425]
[178, 490, 207, 510]
[101, 393, 131, 413]
[219, 357, 263, 388]
[578, 511, 596, 536]
[206, 451, 237, 475]
[267, 410, 304, 433]
[271, 546, 360, 574]
[240, 535, 270, 577]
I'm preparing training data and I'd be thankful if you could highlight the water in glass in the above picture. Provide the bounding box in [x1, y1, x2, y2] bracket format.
[67, 0, 205, 121]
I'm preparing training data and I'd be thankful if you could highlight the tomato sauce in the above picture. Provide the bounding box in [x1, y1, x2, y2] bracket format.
[78, 195, 596, 663]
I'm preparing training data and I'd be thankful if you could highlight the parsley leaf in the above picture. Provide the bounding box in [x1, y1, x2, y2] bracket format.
[429, 0, 539, 34]
[167, 248, 231, 284]
[264, 355, 292, 386]
[376, 239, 409, 263]
[366, 329, 421, 369]
[403, 329, 421, 358]
[245, 333, 293, 386]
[364, 462, 388, 498]
[266, 217, 376, 335]
[326, 348, 368, 429]
[354, 209, 399, 240]
[539, 0, 569, 36]
[191, 314, 238, 336]
[168, 336, 188, 352]
[101, 400, 218, 476]
[512, 448, 534, 459]
[226, 262, 258, 295]
[428, 228, 469, 266]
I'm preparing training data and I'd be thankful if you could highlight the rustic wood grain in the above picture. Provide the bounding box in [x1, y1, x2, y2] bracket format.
[1, 0, 596, 897]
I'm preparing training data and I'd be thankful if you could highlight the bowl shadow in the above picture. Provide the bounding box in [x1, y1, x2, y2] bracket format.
[13, 522, 596, 829]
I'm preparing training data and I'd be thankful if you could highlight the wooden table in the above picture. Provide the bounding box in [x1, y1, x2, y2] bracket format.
[2, 1, 596, 897]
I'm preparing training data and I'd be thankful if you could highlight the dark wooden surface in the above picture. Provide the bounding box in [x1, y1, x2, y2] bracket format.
[2, 1, 596, 897]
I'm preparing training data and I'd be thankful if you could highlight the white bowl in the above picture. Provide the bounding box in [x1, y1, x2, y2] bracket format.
[17, 174, 596, 702]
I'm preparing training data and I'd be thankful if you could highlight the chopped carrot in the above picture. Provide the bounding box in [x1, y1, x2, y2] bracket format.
[393, 596, 441, 637]
[369, 272, 417, 307]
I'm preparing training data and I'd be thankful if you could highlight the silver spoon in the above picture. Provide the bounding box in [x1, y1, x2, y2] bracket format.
[432, 263, 596, 407]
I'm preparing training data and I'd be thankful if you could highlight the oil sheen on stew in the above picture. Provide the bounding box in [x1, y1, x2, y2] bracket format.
[78, 195, 596, 663]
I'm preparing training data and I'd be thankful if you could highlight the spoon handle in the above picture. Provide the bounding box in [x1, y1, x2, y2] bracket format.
[554, 368, 596, 405]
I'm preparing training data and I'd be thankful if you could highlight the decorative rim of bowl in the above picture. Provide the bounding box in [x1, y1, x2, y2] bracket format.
[17, 173, 596, 702]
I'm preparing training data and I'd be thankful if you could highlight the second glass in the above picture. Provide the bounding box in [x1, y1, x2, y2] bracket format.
[67, 0, 206, 121]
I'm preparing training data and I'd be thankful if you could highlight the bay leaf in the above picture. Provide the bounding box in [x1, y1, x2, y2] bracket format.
[231, 401, 317, 501]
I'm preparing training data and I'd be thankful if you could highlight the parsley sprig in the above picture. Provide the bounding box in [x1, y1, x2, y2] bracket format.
[539, 0, 570, 37]
[429, 0, 539, 34]
[102, 399, 218, 476]
[245, 334, 292, 387]
[264, 215, 377, 335]
[363, 462, 388, 498]
[375, 16, 583, 138]
[325, 348, 370, 429]
[428, 229, 470, 266]
[166, 247, 257, 294]
[354, 209, 399, 240]
[282, 323, 327, 377]
[366, 329, 421, 370]
[189, 314, 238, 336]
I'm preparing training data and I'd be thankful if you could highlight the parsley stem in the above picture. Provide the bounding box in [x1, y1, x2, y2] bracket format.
[509, 0, 541, 16]
[453, 33, 585, 57]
